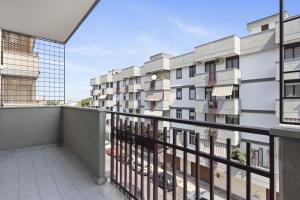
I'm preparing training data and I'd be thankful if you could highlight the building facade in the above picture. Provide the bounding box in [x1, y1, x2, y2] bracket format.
[90, 13, 300, 172]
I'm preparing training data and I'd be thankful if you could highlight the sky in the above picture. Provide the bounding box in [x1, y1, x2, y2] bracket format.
[65, 0, 299, 101]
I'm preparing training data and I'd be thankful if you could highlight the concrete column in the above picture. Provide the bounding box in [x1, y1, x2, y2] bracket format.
[271, 126, 300, 200]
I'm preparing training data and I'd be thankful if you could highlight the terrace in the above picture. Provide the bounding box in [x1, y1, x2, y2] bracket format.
[0, 0, 300, 200]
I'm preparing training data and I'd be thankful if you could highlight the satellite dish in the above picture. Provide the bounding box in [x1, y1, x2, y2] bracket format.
[151, 74, 157, 80]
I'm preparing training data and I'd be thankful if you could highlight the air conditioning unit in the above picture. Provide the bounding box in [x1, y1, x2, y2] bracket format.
[215, 58, 224, 65]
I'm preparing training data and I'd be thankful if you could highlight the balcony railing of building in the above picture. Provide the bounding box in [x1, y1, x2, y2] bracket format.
[108, 111, 277, 200]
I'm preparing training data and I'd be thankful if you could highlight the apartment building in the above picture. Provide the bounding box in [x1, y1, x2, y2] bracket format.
[0, 30, 39, 106]
[90, 13, 300, 172]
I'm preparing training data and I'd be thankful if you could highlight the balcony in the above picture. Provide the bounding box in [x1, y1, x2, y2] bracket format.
[195, 68, 241, 87]
[92, 89, 101, 96]
[276, 58, 300, 81]
[276, 17, 300, 44]
[194, 35, 240, 61]
[128, 83, 141, 92]
[105, 88, 114, 95]
[145, 79, 171, 91]
[142, 53, 171, 74]
[276, 98, 300, 121]
[196, 99, 240, 115]
[0, 107, 124, 200]
[90, 78, 101, 86]
[128, 100, 140, 109]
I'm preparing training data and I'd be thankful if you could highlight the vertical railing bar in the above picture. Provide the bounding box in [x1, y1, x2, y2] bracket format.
[172, 129, 177, 200]
[195, 133, 200, 200]
[134, 122, 138, 197]
[246, 142, 251, 200]
[110, 113, 115, 182]
[153, 119, 159, 200]
[183, 131, 187, 200]
[226, 138, 231, 200]
[147, 124, 151, 200]
[269, 135, 276, 200]
[163, 127, 167, 200]
[124, 119, 128, 190]
[279, 0, 284, 124]
[119, 119, 123, 188]
[115, 117, 119, 185]
[209, 135, 215, 200]
[129, 121, 133, 195]
[141, 122, 145, 200]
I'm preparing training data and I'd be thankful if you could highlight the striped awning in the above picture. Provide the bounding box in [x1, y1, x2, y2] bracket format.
[145, 91, 163, 101]
[98, 95, 107, 100]
[212, 85, 233, 97]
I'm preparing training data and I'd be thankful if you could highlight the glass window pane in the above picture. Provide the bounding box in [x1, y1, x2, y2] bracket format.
[294, 46, 300, 58]
[285, 48, 294, 59]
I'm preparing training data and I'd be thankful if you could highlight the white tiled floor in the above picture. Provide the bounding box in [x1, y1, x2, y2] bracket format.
[0, 146, 124, 200]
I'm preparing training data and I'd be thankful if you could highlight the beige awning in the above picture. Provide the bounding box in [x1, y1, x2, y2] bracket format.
[145, 91, 163, 101]
[98, 95, 107, 100]
[212, 85, 233, 97]
[144, 110, 163, 117]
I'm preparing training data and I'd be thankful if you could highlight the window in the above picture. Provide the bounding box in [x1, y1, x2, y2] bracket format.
[129, 78, 134, 85]
[261, 24, 269, 31]
[129, 109, 133, 113]
[123, 80, 126, 86]
[176, 88, 182, 100]
[123, 94, 126, 100]
[176, 68, 182, 79]
[189, 65, 196, 77]
[189, 87, 196, 100]
[226, 86, 239, 99]
[285, 82, 300, 97]
[205, 87, 215, 101]
[226, 115, 239, 125]
[106, 83, 109, 88]
[284, 43, 300, 59]
[110, 82, 113, 88]
[150, 102, 156, 110]
[226, 56, 239, 69]
[189, 132, 196, 145]
[176, 109, 182, 119]
[251, 148, 264, 167]
[129, 93, 133, 100]
[189, 109, 196, 120]
[136, 92, 140, 100]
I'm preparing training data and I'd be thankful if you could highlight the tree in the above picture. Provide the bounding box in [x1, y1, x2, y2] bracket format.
[77, 97, 92, 107]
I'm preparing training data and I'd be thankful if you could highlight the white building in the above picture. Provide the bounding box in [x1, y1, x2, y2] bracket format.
[90, 13, 300, 173]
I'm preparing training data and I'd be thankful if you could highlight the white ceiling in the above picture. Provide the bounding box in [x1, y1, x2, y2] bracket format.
[0, 0, 100, 43]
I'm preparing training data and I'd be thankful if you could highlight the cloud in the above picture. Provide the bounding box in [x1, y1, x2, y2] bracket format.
[168, 17, 208, 37]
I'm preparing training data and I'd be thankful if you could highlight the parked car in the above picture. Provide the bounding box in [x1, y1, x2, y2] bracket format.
[132, 159, 152, 176]
[157, 172, 177, 192]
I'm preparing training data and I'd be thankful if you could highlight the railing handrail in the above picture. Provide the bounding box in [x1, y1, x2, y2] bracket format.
[106, 111, 270, 135]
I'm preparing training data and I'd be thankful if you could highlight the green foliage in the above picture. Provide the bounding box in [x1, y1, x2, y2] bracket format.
[231, 148, 246, 165]
[46, 100, 60, 106]
[77, 97, 92, 107]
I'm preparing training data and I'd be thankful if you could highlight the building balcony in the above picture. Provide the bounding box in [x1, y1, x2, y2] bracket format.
[195, 68, 241, 87]
[145, 79, 171, 91]
[194, 35, 240, 61]
[276, 17, 300, 44]
[90, 77, 101, 86]
[92, 89, 101, 96]
[276, 58, 300, 81]
[196, 99, 240, 115]
[145, 100, 170, 111]
[92, 100, 99, 107]
[128, 100, 140, 109]
[128, 83, 141, 92]
[142, 53, 171, 74]
[104, 88, 114, 95]
[276, 98, 300, 121]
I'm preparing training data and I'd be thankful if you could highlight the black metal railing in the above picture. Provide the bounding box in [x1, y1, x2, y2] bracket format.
[108, 111, 276, 200]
